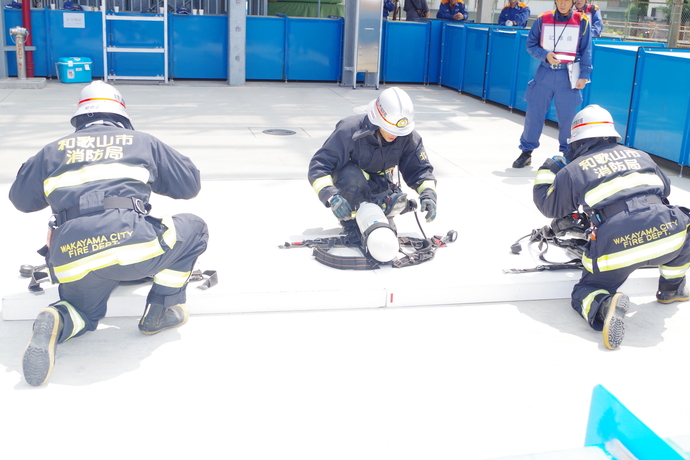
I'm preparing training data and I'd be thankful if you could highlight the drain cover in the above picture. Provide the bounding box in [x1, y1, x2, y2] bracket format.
[263, 129, 296, 136]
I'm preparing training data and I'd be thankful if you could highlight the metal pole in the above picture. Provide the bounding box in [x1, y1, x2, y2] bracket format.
[9, 27, 28, 80]
[668, 0, 682, 48]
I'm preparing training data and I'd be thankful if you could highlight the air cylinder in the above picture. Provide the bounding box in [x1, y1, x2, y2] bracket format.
[356, 202, 399, 262]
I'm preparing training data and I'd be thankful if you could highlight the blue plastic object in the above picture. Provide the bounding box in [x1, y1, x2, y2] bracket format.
[585, 385, 685, 459]
[56, 57, 92, 83]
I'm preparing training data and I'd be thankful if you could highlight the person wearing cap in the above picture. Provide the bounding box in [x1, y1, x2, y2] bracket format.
[10, 81, 209, 386]
[511, 0, 593, 169]
[533, 104, 690, 350]
[575, 0, 603, 37]
[498, 0, 530, 27]
[436, 0, 469, 21]
[308, 86, 437, 240]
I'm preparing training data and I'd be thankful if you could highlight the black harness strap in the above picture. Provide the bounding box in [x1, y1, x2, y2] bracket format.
[56, 196, 150, 226]
[312, 247, 381, 270]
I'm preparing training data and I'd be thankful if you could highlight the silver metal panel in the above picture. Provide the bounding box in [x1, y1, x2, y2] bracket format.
[0, 5, 6, 78]
[228, 0, 246, 86]
[356, 0, 382, 75]
[342, 0, 382, 88]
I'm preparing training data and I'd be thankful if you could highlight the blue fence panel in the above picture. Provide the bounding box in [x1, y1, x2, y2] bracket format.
[381, 21, 428, 83]
[461, 26, 489, 96]
[170, 14, 227, 79]
[106, 12, 166, 78]
[423, 19, 448, 84]
[587, 43, 665, 145]
[285, 17, 342, 81]
[627, 48, 690, 165]
[438, 22, 465, 90]
[512, 30, 538, 113]
[246, 16, 286, 80]
[485, 28, 519, 107]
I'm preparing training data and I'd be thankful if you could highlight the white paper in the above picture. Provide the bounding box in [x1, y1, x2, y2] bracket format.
[567, 61, 581, 89]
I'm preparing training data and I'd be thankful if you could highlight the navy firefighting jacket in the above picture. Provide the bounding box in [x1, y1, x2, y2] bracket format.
[533, 143, 689, 274]
[308, 114, 437, 207]
[9, 122, 201, 284]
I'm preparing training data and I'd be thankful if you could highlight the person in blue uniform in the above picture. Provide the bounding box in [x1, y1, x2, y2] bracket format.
[436, 0, 468, 21]
[308, 87, 437, 238]
[575, 0, 604, 37]
[511, 0, 592, 169]
[498, 0, 530, 27]
[404, 0, 429, 19]
[10, 81, 209, 386]
[383, 0, 395, 18]
[533, 105, 690, 349]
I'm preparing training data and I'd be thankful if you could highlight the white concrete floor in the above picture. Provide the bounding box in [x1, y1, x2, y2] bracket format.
[1, 81, 689, 460]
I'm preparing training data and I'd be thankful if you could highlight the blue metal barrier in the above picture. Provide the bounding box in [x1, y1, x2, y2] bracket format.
[170, 13, 227, 79]
[381, 20, 429, 84]
[587, 42, 667, 145]
[627, 48, 690, 166]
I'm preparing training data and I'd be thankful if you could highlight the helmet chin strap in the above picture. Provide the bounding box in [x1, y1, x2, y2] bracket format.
[74, 113, 134, 131]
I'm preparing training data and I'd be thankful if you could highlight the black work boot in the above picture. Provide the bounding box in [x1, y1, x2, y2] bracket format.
[139, 303, 189, 335]
[656, 279, 690, 304]
[512, 150, 533, 168]
[23, 307, 63, 386]
[597, 293, 629, 350]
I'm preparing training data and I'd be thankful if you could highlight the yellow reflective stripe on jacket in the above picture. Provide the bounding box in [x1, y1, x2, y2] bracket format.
[581, 289, 609, 320]
[582, 254, 594, 273]
[534, 169, 556, 185]
[361, 169, 370, 180]
[53, 239, 166, 283]
[584, 172, 665, 208]
[659, 261, 690, 280]
[154, 269, 191, 288]
[56, 300, 86, 341]
[596, 230, 687, 272]
[417, 180, 436, 194]
[44, 164, 151, 197]
[311, 175, 334, 195]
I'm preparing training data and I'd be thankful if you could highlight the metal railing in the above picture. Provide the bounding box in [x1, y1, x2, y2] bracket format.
[602, 19, 690, 47]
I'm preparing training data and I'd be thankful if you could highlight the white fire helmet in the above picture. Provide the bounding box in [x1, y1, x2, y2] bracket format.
[568, 104, 621, 144]
[71, 80, 130, 127]
[366, 87, 415, 137]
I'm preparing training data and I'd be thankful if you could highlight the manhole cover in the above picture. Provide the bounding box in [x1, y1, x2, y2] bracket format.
[263, 129, 296, 136]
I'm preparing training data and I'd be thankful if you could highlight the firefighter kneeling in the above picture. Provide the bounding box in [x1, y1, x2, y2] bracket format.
[10, 81, 209, 386]
[533, 105, 690, 350]
[308, 87, 438, 262]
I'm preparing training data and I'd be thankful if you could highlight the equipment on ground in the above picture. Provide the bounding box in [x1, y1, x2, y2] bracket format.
[504, 212, 590, 274]
[282, 204, 457, 270]
[356, 202, 399, 262]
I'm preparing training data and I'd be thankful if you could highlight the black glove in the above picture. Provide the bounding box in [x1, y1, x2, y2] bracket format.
[420, 198, 437, 223]
[329, 195, 353, 220]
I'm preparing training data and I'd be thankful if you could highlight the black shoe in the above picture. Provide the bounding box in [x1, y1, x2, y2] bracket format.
[139, 303, 189, 335]
[656, 280, 690, 304]
[23, 307, 63, 386]
[598, 293, 629, 350]
[512, 150, 533, 168]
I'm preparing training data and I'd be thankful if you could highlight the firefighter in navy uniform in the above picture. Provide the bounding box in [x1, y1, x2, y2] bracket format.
[533, 105, 690, 350]
[308, 87, 437, 238]
[10, 81, 209, 386]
